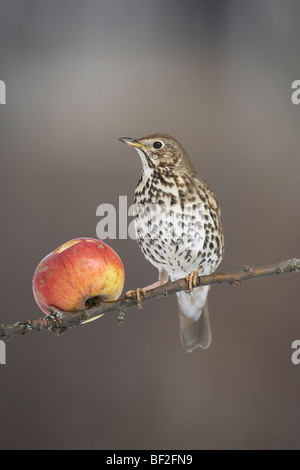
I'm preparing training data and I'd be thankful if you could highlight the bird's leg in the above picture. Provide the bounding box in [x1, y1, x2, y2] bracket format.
[125, 269, 168, 308]
[185, 267, 204, 293]
[125, 288, 147, 309]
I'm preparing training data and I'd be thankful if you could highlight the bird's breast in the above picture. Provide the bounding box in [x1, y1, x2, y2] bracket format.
[133, 171, 224, 276]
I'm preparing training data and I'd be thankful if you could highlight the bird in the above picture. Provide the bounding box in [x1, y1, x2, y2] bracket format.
[119, 133, 224, 352]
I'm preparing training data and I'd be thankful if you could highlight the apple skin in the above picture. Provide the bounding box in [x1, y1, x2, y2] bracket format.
[32, 238, 125, 315]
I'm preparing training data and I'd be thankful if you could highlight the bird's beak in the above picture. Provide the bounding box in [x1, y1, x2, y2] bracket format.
[119, 137, 148, 150]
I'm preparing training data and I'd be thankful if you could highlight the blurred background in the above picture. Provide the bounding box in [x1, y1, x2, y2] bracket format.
[0, 0, 299, 450]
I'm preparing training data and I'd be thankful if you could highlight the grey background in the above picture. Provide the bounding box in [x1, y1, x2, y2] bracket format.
[0, 0, 299, 449]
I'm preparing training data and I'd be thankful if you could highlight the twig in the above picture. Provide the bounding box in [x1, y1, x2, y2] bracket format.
[1, 258, 299, 343]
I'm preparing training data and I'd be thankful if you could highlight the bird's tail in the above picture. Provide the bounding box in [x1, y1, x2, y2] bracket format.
[176, 286, 212, 352]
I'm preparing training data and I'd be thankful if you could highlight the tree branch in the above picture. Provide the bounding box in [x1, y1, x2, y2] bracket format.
[1, 258, 299, 343]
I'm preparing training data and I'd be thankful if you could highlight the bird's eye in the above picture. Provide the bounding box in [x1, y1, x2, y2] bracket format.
[153, 141, 163, 150]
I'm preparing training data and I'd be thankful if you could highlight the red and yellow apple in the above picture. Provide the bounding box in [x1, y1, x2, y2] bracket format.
[32, 238, 125, 317]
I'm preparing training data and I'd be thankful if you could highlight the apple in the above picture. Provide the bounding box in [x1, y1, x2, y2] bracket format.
[32, 238, 125, 317]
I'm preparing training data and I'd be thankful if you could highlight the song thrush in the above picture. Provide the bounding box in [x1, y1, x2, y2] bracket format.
[119, 133, 224, 352]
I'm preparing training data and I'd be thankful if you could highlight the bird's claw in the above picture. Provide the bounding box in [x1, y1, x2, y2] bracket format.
[185, 269, 203, 293]
[125, 288, 146, 309]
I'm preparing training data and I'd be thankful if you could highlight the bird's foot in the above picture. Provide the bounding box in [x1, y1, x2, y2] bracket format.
[125, 279, 166, 309]
[125, 288, 146, 309]
[185, 268, 204, 293]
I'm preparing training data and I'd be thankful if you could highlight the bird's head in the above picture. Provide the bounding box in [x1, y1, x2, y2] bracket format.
[119, 133, 193, 172]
